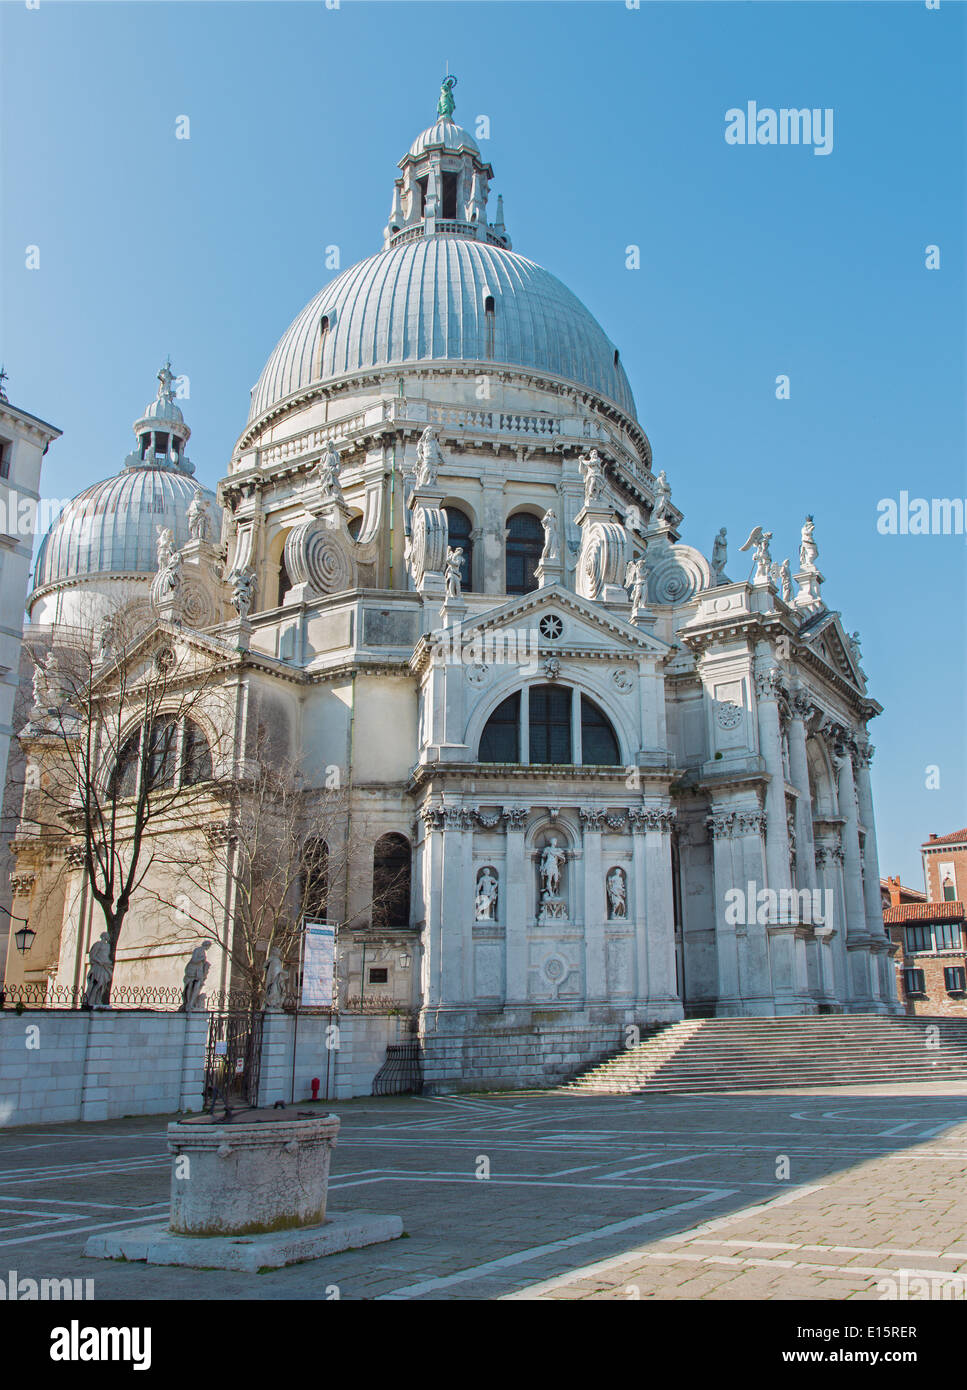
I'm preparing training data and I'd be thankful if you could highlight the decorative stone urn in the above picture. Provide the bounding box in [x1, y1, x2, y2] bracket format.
[167, 1112, 340, 1237]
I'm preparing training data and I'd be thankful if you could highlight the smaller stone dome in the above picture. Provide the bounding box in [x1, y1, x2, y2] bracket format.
[408, 119, 480, 160]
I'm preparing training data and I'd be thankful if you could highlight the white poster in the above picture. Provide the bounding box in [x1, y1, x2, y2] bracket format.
[301, 921, 336, 1008]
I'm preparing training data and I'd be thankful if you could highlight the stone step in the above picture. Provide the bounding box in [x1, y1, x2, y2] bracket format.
[562, 1014, 967, 1095]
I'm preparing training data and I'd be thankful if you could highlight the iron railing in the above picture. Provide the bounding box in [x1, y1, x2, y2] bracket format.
[372, 1040, 424, 1096]
[0, 981, 185, 1010]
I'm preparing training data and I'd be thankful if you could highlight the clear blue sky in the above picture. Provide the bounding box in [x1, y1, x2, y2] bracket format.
[2, 1, 964, 888]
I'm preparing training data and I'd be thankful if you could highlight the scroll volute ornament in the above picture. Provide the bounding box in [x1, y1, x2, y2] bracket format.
[284, 519, 357, 596]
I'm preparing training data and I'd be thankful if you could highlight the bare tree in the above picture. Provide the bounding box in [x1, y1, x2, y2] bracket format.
[15, 608, 235, 996]
[145, 740, 409, 1011]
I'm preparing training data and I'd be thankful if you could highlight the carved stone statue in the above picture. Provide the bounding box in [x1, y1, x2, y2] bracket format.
[779, 558, 793, 602]
[475, 867, 498, 922]
[187, 489, 213, 542]
[624, 557, 648, 619]
[181, 941, 210, 1012]
[444, 546, 464, 600]
[82, 932, 113, 1008]
[231, 565, 256, 618]
[539, 838, 567, 899]
[606, 867, 627, 919]
[579, 449, 606, 507]
[156, 526, 175, 572]
[799, 514, 819, 573]
[540, 508, 561, 562]
[438, 74, 457, 120]
[847, 630, 863, 664]
[624, 505, 644, 535]
[653, 470, 673, 522]
[264, 946, 286, 1010]
[711, 527, 728, 584]
[316, 441, 344, 504]
[415, 426, 444, 488]
[159, 549, 182, 595]
[739, 526, 773, 584]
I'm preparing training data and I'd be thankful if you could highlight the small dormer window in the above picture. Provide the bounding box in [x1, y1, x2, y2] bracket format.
[442, 172, 458, 220]
[484, 296, 495, 359]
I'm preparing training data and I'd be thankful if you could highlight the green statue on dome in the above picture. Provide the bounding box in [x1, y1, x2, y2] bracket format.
[437, 74, 456, 119]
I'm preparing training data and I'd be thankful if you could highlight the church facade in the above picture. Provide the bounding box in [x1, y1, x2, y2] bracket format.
[5, 81, 898, 1088]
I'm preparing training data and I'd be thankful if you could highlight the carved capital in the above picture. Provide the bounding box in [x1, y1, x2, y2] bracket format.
[631, 806, 677, 834]
[472, 807, 503, 830]
[9, 872, 34, 897]
[204, 822, 238, 848]
[706, 811, 735, 841]
[65, 845, 86, 868]
[735, 810, 767, 837]
[419, 804, 444, 834]
[501, 805, 529, 831]
[754, 667, 784, 701]
[579, 806, 606, 832]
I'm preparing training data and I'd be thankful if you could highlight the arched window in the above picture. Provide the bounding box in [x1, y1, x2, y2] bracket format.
[484, 295, 496, 359]
[478, 692, 520, 763]
[316, 316, 330, 379]
[478, 686, 621, 767]
[444, 506, 473, 590]
[372, 833, 411, 929]
[277, 552, 292, 607]
[530, 684, 571, 764]
[303, 838, 329, 921]
[505, 512, 543, 595]
[580, 695, 620, 765]
[347, 513, 364, 541]
[110, 717, 214, 799]
[182, 720, 213, 785]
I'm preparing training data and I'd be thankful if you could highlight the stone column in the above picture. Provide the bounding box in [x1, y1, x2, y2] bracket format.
[630, 814, 651, 1005]
[853, 739, 887, 943]
[754, 663, 793, 907]
[502, 806, 529, 1004]
[440, 807, 474, 1004]
[828, 729, 876, 1007]
[814, 837, 847, 1007]
[706, 809, 740, 1012]
[419, 805, 445, 1010]
[633, 805, 680, 1018]
[734, 808, 773, 1013]
[788, 694, 818, 895]
[580, 808, 606, 1001]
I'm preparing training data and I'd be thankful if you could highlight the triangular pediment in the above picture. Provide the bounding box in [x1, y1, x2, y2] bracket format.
[435, 584, 671, 657]
[799, 609, 866, 690]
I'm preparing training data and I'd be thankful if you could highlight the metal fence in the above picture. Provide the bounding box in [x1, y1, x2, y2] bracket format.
[372, 1040, 424, 1096]
[204, 1011, 264, 1112]
[0, 981, 185, 1010]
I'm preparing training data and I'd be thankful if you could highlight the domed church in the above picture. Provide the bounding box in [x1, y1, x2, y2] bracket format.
[7, 79, 897, 1088]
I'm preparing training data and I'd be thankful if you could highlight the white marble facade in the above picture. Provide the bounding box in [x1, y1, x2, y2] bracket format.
[9, 83, 897, 1087]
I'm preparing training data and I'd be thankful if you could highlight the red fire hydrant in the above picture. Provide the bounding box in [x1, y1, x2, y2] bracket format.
[310, 1077, 321, 1101]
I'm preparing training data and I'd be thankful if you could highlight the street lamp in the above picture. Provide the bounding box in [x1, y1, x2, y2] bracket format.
[0, 904, 33, 954]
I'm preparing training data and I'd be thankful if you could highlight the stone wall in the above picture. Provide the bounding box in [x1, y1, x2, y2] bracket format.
[257, 1011, 409, 1104]
[419, 1006, 633, 1092]
[0, 1009, 208, 1127]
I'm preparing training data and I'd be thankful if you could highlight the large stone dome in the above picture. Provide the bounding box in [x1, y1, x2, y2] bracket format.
[33, 465, 211, 590]
[249, 238, 636, 423]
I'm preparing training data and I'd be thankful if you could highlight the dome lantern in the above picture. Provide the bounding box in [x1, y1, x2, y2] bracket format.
[127, 358, 194, 475]
[383, 76, 510, 252]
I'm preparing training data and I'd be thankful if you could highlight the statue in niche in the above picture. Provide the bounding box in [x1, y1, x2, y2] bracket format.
[187, 488, 213, 542]
[711, 527, 728, 584]
[540, 508, 561, 562]
[316, 441, 344, 504]
[415, 426, 444, 487]
[739, 525, 773, 584]
[82, 932, 113, 1008]
[538, 837, 567, 918]
[475, 867, 498, 922]
[606, 867, 627, 919]
[231, 566, 256, 618]
[264, 946, 286, 1010]
[799, 514, 819, 573]
[624, 557, 648, 618]
[624, 505, 644, 535]
[181, 941, 210, 1012]
[653, 470, 673, 522]
[578, 449, 606, 506]
[444, 546, 464, 600]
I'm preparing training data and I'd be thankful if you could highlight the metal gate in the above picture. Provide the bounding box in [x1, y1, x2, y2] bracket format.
[204, 1011, 264, 1112]
[372, 1040, 423, 1096]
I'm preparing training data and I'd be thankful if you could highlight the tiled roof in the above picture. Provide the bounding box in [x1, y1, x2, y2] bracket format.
[923, 829, 967, 847]
[883, 901, 966, 924]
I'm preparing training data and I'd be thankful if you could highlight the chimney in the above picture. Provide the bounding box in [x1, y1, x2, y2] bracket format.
[887, 875, 902, 907]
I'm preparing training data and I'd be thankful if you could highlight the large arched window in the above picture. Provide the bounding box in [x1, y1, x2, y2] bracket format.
[478, 686, 621, 767]
[505, 512, 543, 595]
[303, 838, 329, 920]
[110, 717, 214, 799]
[372, 833, 411, 929]
[444, 506, 473, 591]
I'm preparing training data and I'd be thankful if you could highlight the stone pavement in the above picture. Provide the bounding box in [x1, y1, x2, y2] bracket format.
[2, 1082, 967, 1300]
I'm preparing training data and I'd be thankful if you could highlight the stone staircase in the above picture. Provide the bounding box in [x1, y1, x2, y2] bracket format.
[564, 1014, 967, 1094]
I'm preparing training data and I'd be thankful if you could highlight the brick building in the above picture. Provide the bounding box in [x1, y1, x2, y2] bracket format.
[884, 831, 967, 1017]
